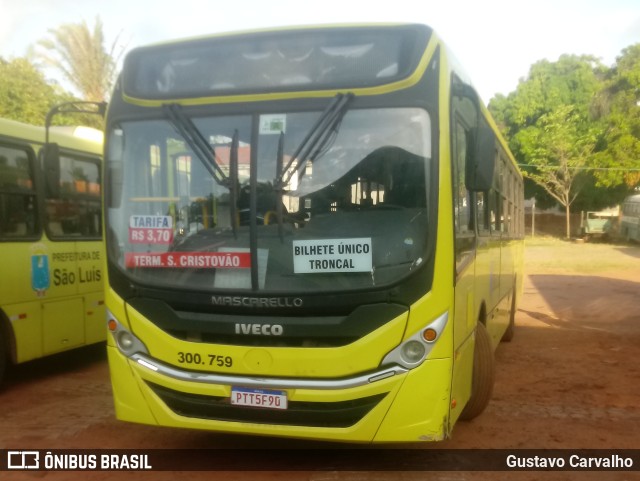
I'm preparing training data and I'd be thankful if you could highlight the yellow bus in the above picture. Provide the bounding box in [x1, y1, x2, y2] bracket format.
[0, 116, 105, 385]
[104, 23, 524, 442]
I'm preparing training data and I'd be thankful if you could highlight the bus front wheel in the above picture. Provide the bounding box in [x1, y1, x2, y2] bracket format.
[459, 322, 495, 421]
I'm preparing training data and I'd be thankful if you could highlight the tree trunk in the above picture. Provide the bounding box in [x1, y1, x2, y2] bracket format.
[565, 203, 571, 239]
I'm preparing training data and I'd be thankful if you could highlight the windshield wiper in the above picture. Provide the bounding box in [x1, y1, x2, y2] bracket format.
[275, 92, 354, 190]
[163, 103, 229, 186]
[163, 104, 240, 236]
[275, 131, 285, 240]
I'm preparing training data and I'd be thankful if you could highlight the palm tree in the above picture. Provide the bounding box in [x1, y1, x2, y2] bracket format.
[34, 16, 124, 102]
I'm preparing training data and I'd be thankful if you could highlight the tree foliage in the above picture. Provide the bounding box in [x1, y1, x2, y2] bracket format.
[489, 51, 640, 238]
[489, 55, 606, 238]
[0, 57, 68, 124]
[32, 16, 123, 102]
[1, 15, 123, 127]
[592, 44, 640, 188]
[0, 57, 103, 128]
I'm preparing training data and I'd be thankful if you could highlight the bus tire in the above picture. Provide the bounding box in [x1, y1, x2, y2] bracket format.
[501, 291, 516, 343]
[460, 322, 495, 421]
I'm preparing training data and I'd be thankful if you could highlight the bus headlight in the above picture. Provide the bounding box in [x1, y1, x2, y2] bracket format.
[117, 331, 136, 351]
[381, 312, 448, 369]
[107, 310, 149, 356]
[401, 340, 426, 364]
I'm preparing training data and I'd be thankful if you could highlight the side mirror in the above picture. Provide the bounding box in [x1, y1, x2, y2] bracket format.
[43, 100, 107, 199]
[43, 143, 61, 198]
[107, 161, 123, 208]
[453, 82, 496, 192]
[106, 129, 124, 208]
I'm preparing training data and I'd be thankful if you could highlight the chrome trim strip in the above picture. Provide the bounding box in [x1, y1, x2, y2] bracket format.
[130, 353, 408, 390]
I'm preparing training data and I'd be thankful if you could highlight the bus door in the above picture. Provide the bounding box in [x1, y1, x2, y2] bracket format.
[41, 149, 103, 354]
[450, 100, 477, 424]
[0, 140, 43, 362]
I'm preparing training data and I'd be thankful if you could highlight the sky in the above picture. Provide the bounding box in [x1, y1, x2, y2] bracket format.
[1, 0, 639, 102]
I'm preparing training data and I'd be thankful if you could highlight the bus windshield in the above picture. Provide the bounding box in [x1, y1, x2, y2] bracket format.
[107, 106, 432, 293]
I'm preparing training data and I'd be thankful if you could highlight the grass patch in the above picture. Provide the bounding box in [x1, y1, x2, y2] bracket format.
[525, 236, 640, 274]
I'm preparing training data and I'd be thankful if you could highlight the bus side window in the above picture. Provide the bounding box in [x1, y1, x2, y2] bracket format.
[0, 144, 39, 239]
[46, 154, 101, 239]
[453, 120, 474, 271]
[490, 190, 500, 234]
[476, 191, 489, 235]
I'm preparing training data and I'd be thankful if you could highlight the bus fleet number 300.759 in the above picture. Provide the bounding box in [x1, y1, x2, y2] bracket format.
[177, 352, 233, 367]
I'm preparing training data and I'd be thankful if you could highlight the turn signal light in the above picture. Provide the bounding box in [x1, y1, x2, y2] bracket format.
[422, 328, 438, 343]
[108, 319, 118, 332]
[422, 327, 438, 342]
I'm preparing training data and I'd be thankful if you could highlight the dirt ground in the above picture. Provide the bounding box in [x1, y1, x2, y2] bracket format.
[1, 238, 639, 481]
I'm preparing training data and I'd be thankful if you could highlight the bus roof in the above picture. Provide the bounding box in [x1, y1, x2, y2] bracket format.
[0, 117, 103, 155]
[121, 23, 434, 102]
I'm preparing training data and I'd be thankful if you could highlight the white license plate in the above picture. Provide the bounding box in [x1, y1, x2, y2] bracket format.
[230, 387, 288, 410]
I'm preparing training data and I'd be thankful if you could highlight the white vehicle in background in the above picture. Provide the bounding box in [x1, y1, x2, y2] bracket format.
[620, 194, 640, 243]
[579, 209, 617, 241]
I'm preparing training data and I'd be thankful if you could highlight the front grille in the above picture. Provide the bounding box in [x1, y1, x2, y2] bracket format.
[165, 329, 354, 347]
[147, 381, 387, 428]
[127, 297, 407, 348]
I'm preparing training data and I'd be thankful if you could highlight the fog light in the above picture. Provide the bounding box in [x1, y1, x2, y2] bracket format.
[401, 340, 426, 364]
[117, 331, 135, 351]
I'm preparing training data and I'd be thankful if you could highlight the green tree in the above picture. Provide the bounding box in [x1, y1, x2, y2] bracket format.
[489, 55, 607, 238]
[33, 16, 123, 102]
[0, 57, 72, 124]
[592, 44, 640, 188]
[516, 105, 599, 238]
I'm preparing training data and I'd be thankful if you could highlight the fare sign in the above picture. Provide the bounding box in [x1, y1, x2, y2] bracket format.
[129, 215, 173, 244]
[292, 238, 372, 274]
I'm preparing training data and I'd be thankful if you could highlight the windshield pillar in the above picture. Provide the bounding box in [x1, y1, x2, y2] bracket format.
[250, 114, 260, 290]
